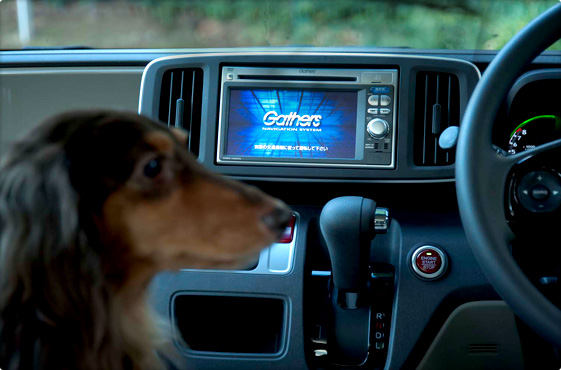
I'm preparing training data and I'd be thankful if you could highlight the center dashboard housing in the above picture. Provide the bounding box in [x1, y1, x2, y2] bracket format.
[138, 52, 480, 182]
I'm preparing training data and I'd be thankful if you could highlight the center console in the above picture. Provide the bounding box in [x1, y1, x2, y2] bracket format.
[138, 52, 483, 370]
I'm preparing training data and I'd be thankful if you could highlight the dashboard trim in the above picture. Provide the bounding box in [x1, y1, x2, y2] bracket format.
[507, 68, 561, 110]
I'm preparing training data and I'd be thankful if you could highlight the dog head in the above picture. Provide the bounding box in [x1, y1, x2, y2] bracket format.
[0, 110, 291, 369]
[2, 110, 290, 274]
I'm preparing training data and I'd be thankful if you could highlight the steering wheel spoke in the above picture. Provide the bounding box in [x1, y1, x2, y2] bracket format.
[505, 138, 561, 222]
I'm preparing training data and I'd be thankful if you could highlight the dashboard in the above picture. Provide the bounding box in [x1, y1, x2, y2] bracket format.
[1, 48, 561, 370]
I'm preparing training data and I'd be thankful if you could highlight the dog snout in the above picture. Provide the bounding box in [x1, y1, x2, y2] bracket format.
[262, 203, 293, 237]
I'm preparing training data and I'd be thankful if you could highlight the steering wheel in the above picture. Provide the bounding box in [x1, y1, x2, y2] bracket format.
[456, 3, 561, 348]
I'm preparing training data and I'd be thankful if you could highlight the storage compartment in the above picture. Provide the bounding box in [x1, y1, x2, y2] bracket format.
[174, 295, 286, 354]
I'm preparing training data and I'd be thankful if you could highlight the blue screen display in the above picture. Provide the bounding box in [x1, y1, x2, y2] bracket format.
[225, 89, 358, 159]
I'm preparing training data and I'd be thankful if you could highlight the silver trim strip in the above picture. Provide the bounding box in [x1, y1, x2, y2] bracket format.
[374, 207, 390, 233]
[228, 175, 456, 184]
[214, 161, 392, 168]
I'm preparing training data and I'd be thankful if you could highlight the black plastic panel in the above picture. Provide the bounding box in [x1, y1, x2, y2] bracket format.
[175, 295, 285, 354]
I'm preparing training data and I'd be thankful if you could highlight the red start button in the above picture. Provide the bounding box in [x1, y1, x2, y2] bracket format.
[411, 246, 447, 279]
[278, 214, 296, 243]
[415, 249, 442, 273]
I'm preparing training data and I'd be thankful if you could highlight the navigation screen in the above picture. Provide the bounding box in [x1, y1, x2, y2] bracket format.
[225, 89, 358, 160]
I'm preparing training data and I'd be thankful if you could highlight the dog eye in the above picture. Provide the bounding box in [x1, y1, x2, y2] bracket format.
[143, 158, 163, 179]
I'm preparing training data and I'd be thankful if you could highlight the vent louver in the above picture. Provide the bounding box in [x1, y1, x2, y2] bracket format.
[413, 72, 460, 166]
[158, 68, 204, 157]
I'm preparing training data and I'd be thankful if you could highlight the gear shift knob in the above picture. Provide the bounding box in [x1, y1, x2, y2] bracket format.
[320, 196, 376, 308]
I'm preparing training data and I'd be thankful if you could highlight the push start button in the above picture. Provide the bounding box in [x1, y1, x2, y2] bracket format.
[411, 246, 448, 280]
[416, 250, 442, 273]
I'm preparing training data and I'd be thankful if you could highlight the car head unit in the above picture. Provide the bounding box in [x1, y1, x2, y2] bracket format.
[217, 67, 398, 169]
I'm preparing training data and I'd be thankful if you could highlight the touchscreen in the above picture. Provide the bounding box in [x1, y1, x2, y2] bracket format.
[225, 88, 358, 160]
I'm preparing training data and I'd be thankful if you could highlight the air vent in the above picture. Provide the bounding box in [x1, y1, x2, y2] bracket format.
[468, 343, 499, 354]
[158, 68, 204, 157]
[413, 72, 460, 166]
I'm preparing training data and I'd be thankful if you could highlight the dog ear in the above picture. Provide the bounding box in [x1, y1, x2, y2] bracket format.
[0, 139, 107, 365]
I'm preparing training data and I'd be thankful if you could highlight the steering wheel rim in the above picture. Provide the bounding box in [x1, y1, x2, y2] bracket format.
[456, 3, 561, 348]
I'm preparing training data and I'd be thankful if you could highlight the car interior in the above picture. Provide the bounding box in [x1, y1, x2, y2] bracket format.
[1, 0, 561, 369]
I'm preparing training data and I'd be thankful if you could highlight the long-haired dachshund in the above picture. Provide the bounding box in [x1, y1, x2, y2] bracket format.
[0, 110, 291, 370]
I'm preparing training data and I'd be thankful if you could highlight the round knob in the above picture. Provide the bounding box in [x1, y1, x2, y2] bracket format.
[367, 119, 389, 139]
[438, 126, 460, 150]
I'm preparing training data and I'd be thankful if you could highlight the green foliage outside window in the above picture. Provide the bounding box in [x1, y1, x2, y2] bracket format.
[1, 0, 560, 50]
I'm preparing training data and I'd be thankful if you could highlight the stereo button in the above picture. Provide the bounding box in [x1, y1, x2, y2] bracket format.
[380, 108, 391, 115]
[371, 86, 390, 94]
[531, 185, 550, 200]
[368, 95, 380, 106]
[362, 72, 393, 84]
[380, 95, 391, 106]
[367, 108, 379, 115]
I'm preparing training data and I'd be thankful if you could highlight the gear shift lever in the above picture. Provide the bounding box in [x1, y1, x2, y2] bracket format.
[320, 196, 376, 308]
[319, 196, 379, 365]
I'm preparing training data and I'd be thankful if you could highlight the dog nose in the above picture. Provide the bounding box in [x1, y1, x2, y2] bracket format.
[262, 205, 293, 236]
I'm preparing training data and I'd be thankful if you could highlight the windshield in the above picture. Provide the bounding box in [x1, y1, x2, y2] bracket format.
[1, 0, 560, 50]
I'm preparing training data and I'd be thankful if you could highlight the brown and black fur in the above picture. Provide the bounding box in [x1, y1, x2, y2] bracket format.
[0, 110, 291, 370]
